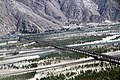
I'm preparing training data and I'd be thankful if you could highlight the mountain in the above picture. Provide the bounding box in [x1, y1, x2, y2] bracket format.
[93, 0, 120, 21]
[0, 0, 120, 35]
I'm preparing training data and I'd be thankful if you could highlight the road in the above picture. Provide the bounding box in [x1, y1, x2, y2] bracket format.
[0, 45, 120, 77]
[0, 49, 56, 65]
[0, 57, 95, 77]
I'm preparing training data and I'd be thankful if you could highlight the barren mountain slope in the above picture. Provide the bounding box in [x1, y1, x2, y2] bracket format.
[0, 0, 120, 35]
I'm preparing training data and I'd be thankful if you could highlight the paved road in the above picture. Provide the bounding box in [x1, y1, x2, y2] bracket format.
[0, 49, 56, 65]
[4, 49, 56, 60]
[0, 47, 120, 77]
[0, 58, 95, 77]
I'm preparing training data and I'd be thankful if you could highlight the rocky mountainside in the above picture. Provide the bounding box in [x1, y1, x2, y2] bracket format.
[0, 0, 120, 35]
[93, 0, 120, 21]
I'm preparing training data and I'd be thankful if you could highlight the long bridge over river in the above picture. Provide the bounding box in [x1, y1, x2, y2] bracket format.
[53, 45, 120, 65]
[22, 36, 120, 65]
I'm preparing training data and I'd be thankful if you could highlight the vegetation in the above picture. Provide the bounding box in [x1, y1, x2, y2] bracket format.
[66, 72, 76, 77]
[112, 36, 120, 40]
[28, 63, 38, 68]
[73, 66, 120, 80]
[0, 72, 36, 80]
[0, 51, 86, 70]
[22, 34, 108, 48]
[32, 52, 86, 61]
[40, 74, 66, 80]
[84, 44, 120, 53]
[40, 64, 120, 80]
[0, 44, 17, 50]
[47, 35, 108, 45]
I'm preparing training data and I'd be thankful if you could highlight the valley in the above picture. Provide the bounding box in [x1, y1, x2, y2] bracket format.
[0, 23, 120, 80]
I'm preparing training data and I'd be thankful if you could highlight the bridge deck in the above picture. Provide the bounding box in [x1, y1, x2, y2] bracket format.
[21, 37, 120, 65]
[54, 45, 120, 65]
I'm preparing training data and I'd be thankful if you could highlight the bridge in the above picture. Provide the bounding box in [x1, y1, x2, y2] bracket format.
[21, 36, 120, 65]
[54, 45, 120, 65]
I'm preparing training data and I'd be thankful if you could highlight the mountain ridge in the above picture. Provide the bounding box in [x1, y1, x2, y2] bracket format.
[0, 0, 120, 35]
